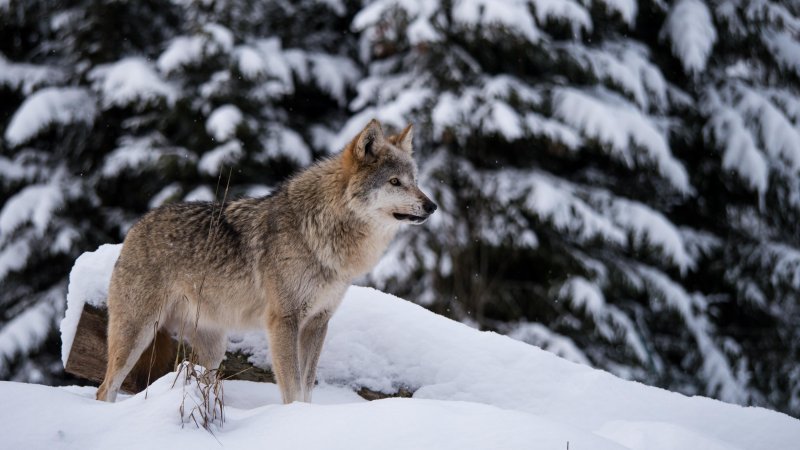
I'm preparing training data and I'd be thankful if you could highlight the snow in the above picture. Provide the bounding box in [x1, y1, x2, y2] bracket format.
[0, 288, 60, 372]
[60, 244, 122, 365]
[89, 57, 176, 109]
[0, 239, 31, 282]
[205, 104, 243, 141]
[567, 42, 669, 110]
[102, 134, 195, 178]
[258, 125, 312, 166]
[553, 88, 692, 193]
[705, 92, 769, 195]
[507, 321, 591, 366]
[596, 0, 637, 26]
[763, 31, 800, 77]
[198, 140, 244, 175]
[532, 0, 591, 35]
[636, 266, 749, 404]
[184, 185, 216, 202]
[559, 276, 648, 364]
[0, 182, 63, 238]
[355, 0, 442, 44]
[705, 83, 800, 196]
[304, 53, 361, 106]
[4, 87, 97, 146]
[0, 53, 63, 95]
[452, 0, 540, 43]
[235, 46, 266, 79]
[148, 183, 182, 209]
[248, 38, 293, 86]
[157, 24, 234, 74]
[0, 379, 625, 450]
[607, 196, 694, 273]
[660, 0, 717, 75]
[45, 244, 800, 449]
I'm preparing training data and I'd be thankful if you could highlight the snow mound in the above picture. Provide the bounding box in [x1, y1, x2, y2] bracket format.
[50, 245, 800, 450]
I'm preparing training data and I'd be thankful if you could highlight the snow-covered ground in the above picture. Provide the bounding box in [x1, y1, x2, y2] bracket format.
[2, 245, 799, 449]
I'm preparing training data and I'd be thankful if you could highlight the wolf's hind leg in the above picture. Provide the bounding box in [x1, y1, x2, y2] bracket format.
[267, 311, 301, 404]
[190, 329, 227, 371]
[299, 311, 330, 402]
[96, 311, 160, 402]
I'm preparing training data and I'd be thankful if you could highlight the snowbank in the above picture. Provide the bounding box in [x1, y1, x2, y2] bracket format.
[41, 245, 800, 449]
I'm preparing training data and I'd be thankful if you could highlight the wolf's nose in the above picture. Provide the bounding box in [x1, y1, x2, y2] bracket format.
[423, 200, 438, 214]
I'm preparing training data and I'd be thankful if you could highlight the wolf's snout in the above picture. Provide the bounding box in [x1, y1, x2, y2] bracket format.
[423, 199, 438, 214]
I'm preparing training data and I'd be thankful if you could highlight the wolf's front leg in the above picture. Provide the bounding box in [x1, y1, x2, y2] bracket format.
[299, 311, 331, 402]
[267, 311, 302, 403]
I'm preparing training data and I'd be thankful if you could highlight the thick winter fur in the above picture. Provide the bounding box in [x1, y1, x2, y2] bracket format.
[96, 120, 437, 403]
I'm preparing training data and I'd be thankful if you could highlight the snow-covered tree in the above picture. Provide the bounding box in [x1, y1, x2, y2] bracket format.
[0, 0, 359, 383]
[1, 0, 799, 417]
[349, 0, 800, 416]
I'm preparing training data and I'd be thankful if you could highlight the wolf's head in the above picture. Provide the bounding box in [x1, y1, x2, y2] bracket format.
[342, 119, 437, 226]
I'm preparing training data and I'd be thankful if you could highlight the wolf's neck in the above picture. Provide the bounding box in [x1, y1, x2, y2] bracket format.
[287, 159, 397, 279]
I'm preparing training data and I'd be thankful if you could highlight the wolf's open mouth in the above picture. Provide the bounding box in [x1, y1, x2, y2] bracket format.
[393, 213, 425, 222]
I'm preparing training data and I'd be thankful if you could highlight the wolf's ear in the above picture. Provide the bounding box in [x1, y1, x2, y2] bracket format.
[395, 124, 413, 154]
[353, 119, 385, 162]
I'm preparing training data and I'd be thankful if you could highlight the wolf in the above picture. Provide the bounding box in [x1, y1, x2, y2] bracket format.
[95, 119, 437, 403]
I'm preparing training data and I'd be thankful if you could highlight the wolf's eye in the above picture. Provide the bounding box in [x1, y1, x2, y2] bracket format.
[389, 178, 401, 186]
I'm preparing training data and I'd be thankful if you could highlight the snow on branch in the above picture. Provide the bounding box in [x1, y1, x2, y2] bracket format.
[0, 182, 64, 241]
[637, 265, 749, 404]
[89, 57, 176, 109]
[494, 170, 627, 245]
[507, 321, 591, 366]
[0, 53, 64, 95]
[705, 83, 800, 194]
[4, 87, 97, 147]
[600, 195, 695, 273]
[595, 0, 637, 26]
[157, 23, 234, 74]
[0, 285, 63, 374]
[735, 86, 800, 171]
[101, 134, 196, 178]
[285, 50, 362, 106]
[0, 239, 31, 282]
[530, 0, 591, 35]
[257, 124, 312, 166]
[353, 0, 443, 45]
[563, 42, 669, 111]
[704, 90, 769, 195]
[199, 141, 244, 176]
[762, 31, 800, 78]
[660, 0, 717, 75]
[432, 75, 583, 149]
[559, 276, 648, 363]
[206, 104, 243, 142]
[452, 0, 541, 43]
[553, 88, 691, 193]
[489, 169, 694, 271]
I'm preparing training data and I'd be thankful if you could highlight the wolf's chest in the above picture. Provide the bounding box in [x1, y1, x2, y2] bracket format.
[299, 282, 347, 324]
[341, 227, 397, 278]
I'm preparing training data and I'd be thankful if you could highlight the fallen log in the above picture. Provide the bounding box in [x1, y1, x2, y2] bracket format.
[65, 303, 412, 401]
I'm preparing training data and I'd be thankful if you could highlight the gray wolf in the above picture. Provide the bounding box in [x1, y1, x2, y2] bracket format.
[96, 119, 437, 403]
